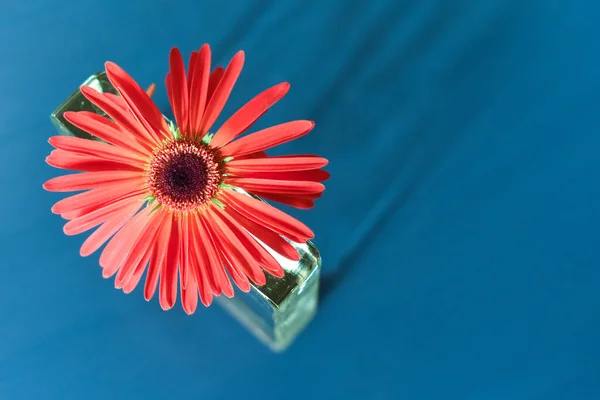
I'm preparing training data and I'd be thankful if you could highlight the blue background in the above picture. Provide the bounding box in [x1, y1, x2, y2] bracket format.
[1, 1, 599, 399]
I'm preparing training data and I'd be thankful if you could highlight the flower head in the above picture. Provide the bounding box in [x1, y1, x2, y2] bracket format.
[44, 44, 328, 314]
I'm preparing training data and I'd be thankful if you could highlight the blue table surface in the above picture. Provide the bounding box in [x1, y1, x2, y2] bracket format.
[1, 1, 599, 399]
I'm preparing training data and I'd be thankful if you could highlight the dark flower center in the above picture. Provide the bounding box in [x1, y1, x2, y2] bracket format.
[164, 154, 208, 195]
[147, 140, 220, 212]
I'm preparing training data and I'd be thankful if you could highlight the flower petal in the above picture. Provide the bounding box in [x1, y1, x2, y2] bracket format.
[188, 44, 211, 135]
[225, 177, 325, 195]
[251, 192, 318, 209]
[79, 199, 143, 257]
[80, 86, 154, 147]
[120, 245, 153, 293]
[200, 212, 251, 292]
[221, 189, 313, 242]
[187, 219, 214, 307]
[207, 67, 224, 105]
[219, 120, 314, 158]
[48, 136, 145, 166]
[215, 207, 284, 278]
[209, 209, 266, 285]
[61, 197, 128, 221]
[186, 51, 198, 92]
[144, 212, 172, 301]
[51, 180, 145, 215]
[234, 151, 268, 160]
[210, 82, 290, 149]
[105, 61, 170, 144]
[227, 169, 330, 182]
[46, 149, 142, 172]
[226, 155, 328, 172]
[179, 213, 190, 290]
[224, 206, 300, 261]
[103, 93, 128, 111]
[165, 72, 173, 111]
[166, 47, 190, 133]
[199, 51, 245, 135]
[159, 214, 180, 310]
[180, 262, 200, 313]
[114, 210, 163, 288]
[122, 238, 155, 294]
[192, 212, 234, 298]
[63, 111, 149, 155]
[63, 196, 142, 236]
[43, 170, 141, 192]
[99, 207, 153, 279]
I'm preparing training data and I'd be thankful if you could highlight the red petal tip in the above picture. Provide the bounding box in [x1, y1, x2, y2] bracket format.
[62, 225, 74, 236]
[79, 247, 93, 257]
[169, 47, 182, 57]
[101, 268, 114, 279]
[79, 85, 96, 96]
[230, 50, 245, 66]
[289, 250, 301, 262]
[280, 82, 291, 92]
[79, 85, 89, 92]
[271, 268, 285, 279]
[62, 111, 76, 120]
[199, 297, 213, 308]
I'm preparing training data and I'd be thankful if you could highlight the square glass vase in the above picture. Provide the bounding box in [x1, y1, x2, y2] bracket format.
[51, 72, 321, 351]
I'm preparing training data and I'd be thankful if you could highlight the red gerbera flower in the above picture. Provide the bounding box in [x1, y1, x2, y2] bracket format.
[44, 44, 328, 314]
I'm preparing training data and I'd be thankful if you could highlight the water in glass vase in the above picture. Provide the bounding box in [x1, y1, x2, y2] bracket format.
[50, 72, 322, 351]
